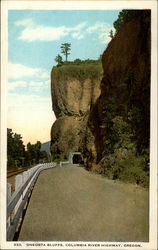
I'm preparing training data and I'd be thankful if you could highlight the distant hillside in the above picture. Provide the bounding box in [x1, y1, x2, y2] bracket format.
[41, 141, 51, 154]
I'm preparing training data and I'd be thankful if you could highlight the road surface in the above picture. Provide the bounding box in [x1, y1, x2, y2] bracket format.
[19, 164, 149, 241]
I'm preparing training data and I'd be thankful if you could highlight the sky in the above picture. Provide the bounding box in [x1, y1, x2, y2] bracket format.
[8, 9, 121, 145]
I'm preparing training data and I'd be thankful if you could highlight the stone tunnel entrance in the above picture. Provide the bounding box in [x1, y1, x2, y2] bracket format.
[72, 154, 82, 164]
[68, 152, 83, 165]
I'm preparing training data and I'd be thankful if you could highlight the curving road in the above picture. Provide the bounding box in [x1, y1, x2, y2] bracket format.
[19, 164, 149, 241]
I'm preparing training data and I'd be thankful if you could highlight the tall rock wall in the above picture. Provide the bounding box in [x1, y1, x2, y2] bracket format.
[50, 10, 150, 186]
[50, 64, 102, 159]
[83, 10, 150, 186]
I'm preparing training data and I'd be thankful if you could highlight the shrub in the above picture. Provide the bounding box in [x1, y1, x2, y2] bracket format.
[52, 63, 102, 82]
[100, 116, 149, 187]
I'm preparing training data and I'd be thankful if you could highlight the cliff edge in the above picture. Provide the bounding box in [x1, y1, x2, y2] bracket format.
[50, 10, 150, 186]
[84, 10, 150, 186]
[50, 63, 102, 159]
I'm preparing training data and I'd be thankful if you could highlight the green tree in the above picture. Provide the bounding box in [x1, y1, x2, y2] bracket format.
[55, 54, 63, 66]
[109, 30, 114, 39]
[113, 10, 143, 33]
[25, 141, 48, 165]
[60, 43, 71, 62]
[74, 58, 82, 65]
[7, 128, 25, 168]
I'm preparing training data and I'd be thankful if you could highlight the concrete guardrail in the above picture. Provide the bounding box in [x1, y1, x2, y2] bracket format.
[7, 162, 57, 241]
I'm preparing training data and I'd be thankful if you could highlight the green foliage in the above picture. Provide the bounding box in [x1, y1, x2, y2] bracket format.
[98, 68, 150, 187]
[109, 29, 114, 39]
[74, 58, 82, 65]
[113, 10, 143, 33]
[101, 70, 150, 154]
[128, 106, 149, 153]
[25, 141, 48, 165]
[100, 116, 149, 187]
[60, 43, 71, 62]
[7, 128, 48, 169]
[51, 153, 68, 162]
[102, 149, 149, 187]
[64, 58, 101, 65]
[55, 54, 63, 66]
[7, 129, 25, 168]
[52, 61, 102, 82]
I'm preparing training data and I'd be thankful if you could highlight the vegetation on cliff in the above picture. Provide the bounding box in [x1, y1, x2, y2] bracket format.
[99, 115, 149, 186]
[52, 60, 102, 82]
[86, 10, 151, 187]
[50, 60, 102, 159]
[60, 43, 71, 62]
[113, 9, 146, 33]
[50, 10, 150, 188]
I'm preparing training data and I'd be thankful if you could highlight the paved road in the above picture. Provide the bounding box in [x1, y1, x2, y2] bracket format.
[19, 164, 149, 241]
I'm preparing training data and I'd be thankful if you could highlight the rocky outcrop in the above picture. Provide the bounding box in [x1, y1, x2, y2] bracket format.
[51, 65, 101, 118]
[50, 64, 102, 158]
[50, 10, 150, 186]
[83, 10, 150, 186]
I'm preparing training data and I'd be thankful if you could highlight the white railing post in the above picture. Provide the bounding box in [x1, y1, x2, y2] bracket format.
[22, 171, 29, 198]
[14, 174, 23, 217]
[22, 171, 28, 183]
[7, 183, 12, 228]
[7, 183, 12, 203]
[15, 174, 23, 191]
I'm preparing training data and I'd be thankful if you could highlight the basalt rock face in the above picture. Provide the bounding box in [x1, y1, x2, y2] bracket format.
[50, 11, 150, 186]
[50, 64, 102, 158]
[84, 11, 150, 185]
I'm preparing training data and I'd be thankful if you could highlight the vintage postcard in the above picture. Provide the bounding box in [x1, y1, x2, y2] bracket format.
[0, 1, 157, 250]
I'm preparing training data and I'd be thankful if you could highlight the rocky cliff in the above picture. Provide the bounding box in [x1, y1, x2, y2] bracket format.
[50, 64, 102, 159]
[50, 10, 150, 186]
[82, 10, 150, 186]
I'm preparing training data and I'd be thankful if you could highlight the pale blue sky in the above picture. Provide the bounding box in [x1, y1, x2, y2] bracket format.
[8, 10, 120, 145]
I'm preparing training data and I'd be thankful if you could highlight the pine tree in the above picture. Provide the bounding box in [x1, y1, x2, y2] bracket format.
[60, 43, 71, 62]
[109, 30, 114, 39]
